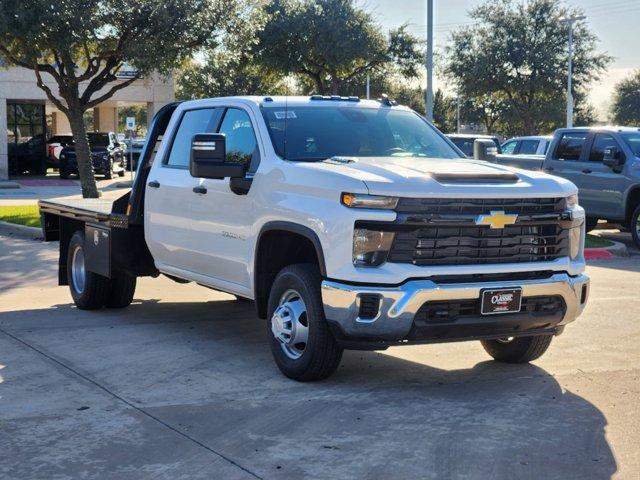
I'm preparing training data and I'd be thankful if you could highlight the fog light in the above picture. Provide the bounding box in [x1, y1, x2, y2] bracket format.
[353, 229, 395, 266]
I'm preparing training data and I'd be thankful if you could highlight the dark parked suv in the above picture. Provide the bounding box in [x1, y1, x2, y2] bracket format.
[543, 127, 640, 247]
[59, 132, 126, 179]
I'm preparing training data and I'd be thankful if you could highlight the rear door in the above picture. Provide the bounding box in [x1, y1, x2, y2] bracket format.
[145, 107, 222, 273]
[544, 130, 590, 200]
[582, 133, 626, 219]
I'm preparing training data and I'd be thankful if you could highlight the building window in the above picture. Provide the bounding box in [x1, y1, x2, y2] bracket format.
[7, 102, 46, 176]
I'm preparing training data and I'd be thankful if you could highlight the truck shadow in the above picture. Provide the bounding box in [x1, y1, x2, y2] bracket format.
[1, 298, 618, 479]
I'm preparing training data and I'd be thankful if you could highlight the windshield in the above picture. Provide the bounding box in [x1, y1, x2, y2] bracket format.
[621, 132, 640, 157]
[87, 133, 110, 147]
[261, 106, 461, 161]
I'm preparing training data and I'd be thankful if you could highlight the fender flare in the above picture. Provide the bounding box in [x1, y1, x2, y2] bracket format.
[254, 221, 327, 318]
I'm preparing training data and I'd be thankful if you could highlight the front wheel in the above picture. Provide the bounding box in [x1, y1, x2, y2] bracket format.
[481, 335, 553, 363]
[629, 204, 640, 250]
[585, 217, 599, 232]
[267, 264, 343, 381]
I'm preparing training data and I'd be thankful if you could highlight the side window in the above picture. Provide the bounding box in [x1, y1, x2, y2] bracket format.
[519, 140, 539, 155]
[218, 108, 258, 170]
[165, 108, 221, 167]
[502, 140, 517, 154]
[589, 133, 620, 162]
[555, 132, 588, 161]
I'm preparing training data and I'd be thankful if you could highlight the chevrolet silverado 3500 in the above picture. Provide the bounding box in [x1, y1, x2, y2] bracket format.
[39, 96, 590, 381]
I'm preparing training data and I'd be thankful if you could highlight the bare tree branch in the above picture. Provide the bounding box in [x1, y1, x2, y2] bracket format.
[34, 65, 69, 114]
[84, 75, 140, 110]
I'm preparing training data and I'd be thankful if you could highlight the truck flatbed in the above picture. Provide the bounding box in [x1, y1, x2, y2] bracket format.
[39, 193, 131, 228]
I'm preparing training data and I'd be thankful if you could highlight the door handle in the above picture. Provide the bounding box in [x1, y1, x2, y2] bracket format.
[192, 186, 207, 194]
[582, 169, 592, 174]
[147, 180, 160, 188]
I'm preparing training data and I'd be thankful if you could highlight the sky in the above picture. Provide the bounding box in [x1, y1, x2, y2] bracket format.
[360, 0, 640, 120]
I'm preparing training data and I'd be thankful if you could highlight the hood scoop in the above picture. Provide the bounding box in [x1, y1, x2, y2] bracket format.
[324, 156, 358, 165]
[431, 171, 519, 184]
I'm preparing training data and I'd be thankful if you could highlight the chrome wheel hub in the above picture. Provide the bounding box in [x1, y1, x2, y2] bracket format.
[635, 214, 640, 237]
[71, 245, 86, 294]
[271, 289, 309, 359]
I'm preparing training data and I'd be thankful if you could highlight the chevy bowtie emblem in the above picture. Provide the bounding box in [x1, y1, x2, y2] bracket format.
[475, 211, 518, 229]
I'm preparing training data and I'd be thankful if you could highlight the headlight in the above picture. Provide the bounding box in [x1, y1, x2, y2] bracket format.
[342, 193, 398, 209]
[566, 193, 579, 208]
[353, 229, 395, 267]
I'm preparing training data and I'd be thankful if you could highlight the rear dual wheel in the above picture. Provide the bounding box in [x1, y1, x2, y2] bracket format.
[67, 231, 136, 310]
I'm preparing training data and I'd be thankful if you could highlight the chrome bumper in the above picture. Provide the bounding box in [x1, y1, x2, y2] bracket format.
[321, 273, 589, 341]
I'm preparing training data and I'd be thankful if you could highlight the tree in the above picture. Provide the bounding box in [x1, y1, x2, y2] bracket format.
[444, 0, 611, 135]
[611, 70, 640, 125]
[0, 0, 237, 197]
[253, 0, 423, 95]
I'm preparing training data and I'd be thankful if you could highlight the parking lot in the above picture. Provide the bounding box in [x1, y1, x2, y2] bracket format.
[0, 235, 638, 479]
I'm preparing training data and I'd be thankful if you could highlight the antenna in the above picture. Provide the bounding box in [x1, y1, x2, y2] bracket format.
[283, 78, 289, 160]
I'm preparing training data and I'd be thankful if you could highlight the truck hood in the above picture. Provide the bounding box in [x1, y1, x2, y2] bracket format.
[298, 156, 577, 198]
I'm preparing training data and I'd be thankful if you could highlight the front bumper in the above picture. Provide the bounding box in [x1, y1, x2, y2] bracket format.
[322, 273, 589, 348]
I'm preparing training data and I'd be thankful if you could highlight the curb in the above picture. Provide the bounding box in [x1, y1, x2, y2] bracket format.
[0, 221, 43, 240]
[0, 181, 21, 189]
[584, 239, 628, 260]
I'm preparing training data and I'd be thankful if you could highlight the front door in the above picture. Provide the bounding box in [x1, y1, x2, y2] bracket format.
[190, 107, 260, 293]
[144, 107, 222, 273]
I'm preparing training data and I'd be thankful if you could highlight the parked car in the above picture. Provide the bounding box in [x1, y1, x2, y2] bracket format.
[39, 96, 589, 381]
[8, 133, 47, 176]
[125, 137, 146, 171]
[501, 135, 553, 156]
[46, 134, 74, 169]
[541, 127, 640, 246]
[485, 126, 640, 247]
[446, 133, 502, 157]
[59, 131, 126, 179]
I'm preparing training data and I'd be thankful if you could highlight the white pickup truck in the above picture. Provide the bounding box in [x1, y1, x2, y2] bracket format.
[39, 96, 590, 381]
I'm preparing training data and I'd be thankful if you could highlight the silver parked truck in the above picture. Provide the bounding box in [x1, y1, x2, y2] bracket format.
[39, 97, 590, 381]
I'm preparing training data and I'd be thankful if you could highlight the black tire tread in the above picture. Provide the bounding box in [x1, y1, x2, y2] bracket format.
[630, 204, 640, 249]
[481, 334, 553, 363]
[105, 272, 137, 308]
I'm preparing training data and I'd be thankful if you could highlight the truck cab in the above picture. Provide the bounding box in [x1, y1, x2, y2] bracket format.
[40, 96, 590, 381]
[542, 127, 640, 245]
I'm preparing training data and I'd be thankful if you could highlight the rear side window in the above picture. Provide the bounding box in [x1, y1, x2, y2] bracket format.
[502, 140, 517, 154]
[166, 108, 221, 167]
[589, 133, 620, 162]
[555, 132, 588, 161]
[519, 140, 539, 155]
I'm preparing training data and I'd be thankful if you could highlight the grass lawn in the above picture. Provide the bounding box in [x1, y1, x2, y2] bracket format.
[0, 205, 41, 227]
[585, 234, 613, 248]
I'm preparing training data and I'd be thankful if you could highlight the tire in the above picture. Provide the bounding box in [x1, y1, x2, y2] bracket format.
[585, 217, 599, 233]
[104, 158, 113, 179]
[104, 272, 137, 308]
[481, 334, 553, 363]
[267, 264, 343, 381]
[630, 204, 640, 250]
[117, 169, 126, 177]
[67, 231, 110, 309]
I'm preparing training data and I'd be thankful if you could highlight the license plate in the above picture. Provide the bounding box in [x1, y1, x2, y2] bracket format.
[480, 288, 522, 315]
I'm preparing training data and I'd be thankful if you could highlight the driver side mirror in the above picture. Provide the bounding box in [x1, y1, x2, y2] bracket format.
[473, 139, 498, 163]
[603, 147, 625, 171]
[190, 133, 245, 179]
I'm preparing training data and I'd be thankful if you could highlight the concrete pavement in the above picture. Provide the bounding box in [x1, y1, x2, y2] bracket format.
[1, 235, 638, 479]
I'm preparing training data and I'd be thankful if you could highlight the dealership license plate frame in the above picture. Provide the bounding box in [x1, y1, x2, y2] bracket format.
[480, 287, 523, 315]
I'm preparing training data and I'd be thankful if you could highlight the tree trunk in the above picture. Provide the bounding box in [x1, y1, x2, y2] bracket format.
[67, 106, 99, 198]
